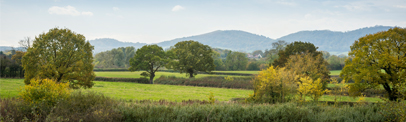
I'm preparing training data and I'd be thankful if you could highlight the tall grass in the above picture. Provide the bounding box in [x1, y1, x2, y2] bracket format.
[1, 92, 392, 122]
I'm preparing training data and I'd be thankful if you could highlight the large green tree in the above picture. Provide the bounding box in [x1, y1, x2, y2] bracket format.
[22, 28, 95, 88]
[340, 27, 406, 101]
[128, 45, 168, 84]
[271, 41, 321, 67]
[167, 40, 215, 78]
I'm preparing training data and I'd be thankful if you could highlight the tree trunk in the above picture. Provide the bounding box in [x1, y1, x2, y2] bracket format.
[150, 73, 155, 84]
[189, 72, 194, 78]
[388, 90, 398, 101]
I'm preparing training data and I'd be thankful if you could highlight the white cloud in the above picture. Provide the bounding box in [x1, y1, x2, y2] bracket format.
[48, 6, 93, 16]
[172, 5, 184, 12]
[113, 7, 120, 11]
[393, 5, 406, 8]
[81, 11, 93, 16]
[276, 0, 297, 7]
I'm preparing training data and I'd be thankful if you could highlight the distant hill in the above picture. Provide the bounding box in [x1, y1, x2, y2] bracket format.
[73, 26, 399, 54]
[0, 46, 25, 52]
[88, 38, 147, 54]
[157, 30, 275, 52]
[277, 25, 393, 54]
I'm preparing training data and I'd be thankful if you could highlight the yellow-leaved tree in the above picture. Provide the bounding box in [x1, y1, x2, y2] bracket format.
[247, 66, 296, 103]
[285, 52, 330, 101]
[297, 76, 329, 102]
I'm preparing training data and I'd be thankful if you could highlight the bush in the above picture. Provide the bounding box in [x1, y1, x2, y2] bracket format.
[119, 102, 386, 122]
[46, 91, 122, 122]
[94, 77, 149, 84]
[0, 93, 392, 121]
[154, 76, 253, 89]
[247, 66, 297, 103]
[19, 78, 71, 106]
[0, 91, 122, 122]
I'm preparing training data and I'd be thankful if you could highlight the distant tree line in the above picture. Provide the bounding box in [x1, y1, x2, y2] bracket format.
[94, 47, 135, 68]
[0, 50, 24, 78]
[0, 37, 30, 78]
[93, 40, 347, 72]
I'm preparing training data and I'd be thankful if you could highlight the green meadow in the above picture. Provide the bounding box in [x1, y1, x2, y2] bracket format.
[0, 79, 252, 101]
[1, 78, 382, 102]
[330, 70, 342, 75]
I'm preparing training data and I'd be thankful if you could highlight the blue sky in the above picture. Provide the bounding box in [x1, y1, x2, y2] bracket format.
[1, 0, 405, 46]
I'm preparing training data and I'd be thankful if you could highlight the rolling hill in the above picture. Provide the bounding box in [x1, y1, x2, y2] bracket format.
[88, 25, 395, 54]
[278, 25, 393, 53]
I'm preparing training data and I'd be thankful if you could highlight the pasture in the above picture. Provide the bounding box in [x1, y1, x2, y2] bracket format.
[0, 79, 252, 101]
[330, 70, 342, 75]
[0, 78, 382, 102]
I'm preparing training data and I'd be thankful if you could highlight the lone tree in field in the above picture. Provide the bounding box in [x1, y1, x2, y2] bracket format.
[340, 27, 406, 101]
[128, 45, 168, 84]
[271, 41, 321, 67]
[22, 28, 95, 88]
[167, 40, 215, 78]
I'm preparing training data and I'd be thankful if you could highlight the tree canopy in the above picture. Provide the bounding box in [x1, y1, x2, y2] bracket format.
[340, 27, 406, 101]
[225, 51, 249, 70]
[167, 40, 215, 78]
[271, 41, 321, 67]
[128, 45, 168, 84]
[22, 28, 95, 88]
[94, 46, 135, 68]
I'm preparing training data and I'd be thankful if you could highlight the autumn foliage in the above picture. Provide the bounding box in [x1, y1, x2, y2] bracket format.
[19, 78, 71, 105]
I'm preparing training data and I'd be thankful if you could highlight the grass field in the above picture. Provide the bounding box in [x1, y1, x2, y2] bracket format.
[1, 78, 383, 102]
[330, 70, 342, 75]
[0, 78, 252, 101]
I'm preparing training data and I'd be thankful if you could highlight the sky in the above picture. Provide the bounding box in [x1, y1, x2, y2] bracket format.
[1, 0, 406, 47]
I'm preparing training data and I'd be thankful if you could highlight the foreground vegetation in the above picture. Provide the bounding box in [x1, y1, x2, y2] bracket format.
[2, 90, 404, 122]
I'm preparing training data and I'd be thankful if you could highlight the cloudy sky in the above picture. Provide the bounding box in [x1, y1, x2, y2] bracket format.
[1, 0, 405, 46]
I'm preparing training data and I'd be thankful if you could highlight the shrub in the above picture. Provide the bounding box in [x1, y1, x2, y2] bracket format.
[154, 75, 253, 89]
[94, 77, 149, 84]
[297, 76, 329, 102]
[19, 78, 71, 106]
[119, 102, 386, 122]
[46, 91, 122, 122]
[247, 66, 297, 103]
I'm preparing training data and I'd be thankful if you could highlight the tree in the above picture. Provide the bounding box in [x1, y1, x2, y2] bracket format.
[212, 51, 226, 70]
[340, 27, 406, 101]
[247, 66, 297, 103]
[266, 40, 288, 64]
[22, 28, 95, 88]
[284, 52, 330, 101]
[321, 51, 330, 59]
[246, 61, 260, 70]
[225, 51, 248, 70]
[167, 40, 215, 78]
[271, 41, 321, 67]
[18, 37, 32, 50]
[252, 50, 264, 57]
[93, 46, 135, 68]
[128, 45, 168, 84]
